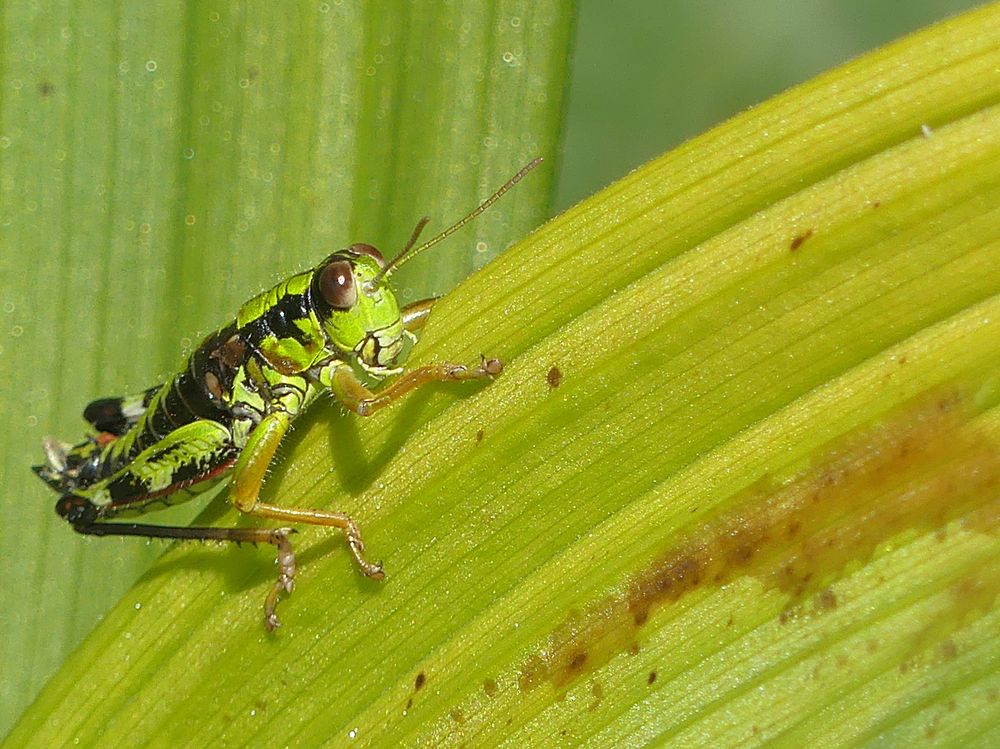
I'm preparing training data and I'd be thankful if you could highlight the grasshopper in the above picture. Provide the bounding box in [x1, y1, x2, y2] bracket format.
[34, 159, 540, 630]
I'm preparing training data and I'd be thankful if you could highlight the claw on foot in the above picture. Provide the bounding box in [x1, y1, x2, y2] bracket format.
[263, 528, 297, 631]
[261, 521, 385, 630]
[346, 526, 386, 580]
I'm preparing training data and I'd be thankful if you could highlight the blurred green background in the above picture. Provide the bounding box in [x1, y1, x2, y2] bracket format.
[556, 0, 981, 211]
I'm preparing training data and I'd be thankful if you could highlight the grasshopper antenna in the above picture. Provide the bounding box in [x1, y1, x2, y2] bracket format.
[375, 156, 543, 283]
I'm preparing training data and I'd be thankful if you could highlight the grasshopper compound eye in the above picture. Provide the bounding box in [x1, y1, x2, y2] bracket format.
[319, 260, 358, 310]
[348, 243, 386, 268]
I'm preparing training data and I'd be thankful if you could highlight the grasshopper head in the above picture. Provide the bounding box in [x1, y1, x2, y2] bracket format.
[312, 244, 406, 375]
[312, 160, 543, 376]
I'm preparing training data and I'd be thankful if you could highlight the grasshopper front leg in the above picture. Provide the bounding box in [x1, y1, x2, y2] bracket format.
[230, 410, 385, 630]
[330, 357, 502, 417]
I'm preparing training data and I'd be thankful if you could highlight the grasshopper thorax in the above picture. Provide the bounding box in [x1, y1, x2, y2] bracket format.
[312, 244, 405, 374]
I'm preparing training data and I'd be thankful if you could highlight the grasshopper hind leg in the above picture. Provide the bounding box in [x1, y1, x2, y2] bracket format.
[57, 493, 299, 630]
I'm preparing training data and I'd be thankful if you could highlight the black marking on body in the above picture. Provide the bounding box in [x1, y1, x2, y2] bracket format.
[105, 440, 239, 508]
[242, 291, 318, 363]
[83, 398, 131, 436]
[82, 384, 161, 436]
[44, 286, 325, 497]
[92, 322, 251, 480]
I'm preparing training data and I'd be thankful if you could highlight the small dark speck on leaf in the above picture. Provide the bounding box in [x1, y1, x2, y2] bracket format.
[38, 81, 55, 97]
[647, 671, 657, 685]
[790, 229, 813, 252]
[939, 640, 958, 660]
[815, 588, 837, 611]
[414, 671, 426, 690]
[475, 428, 484, 443]
[547, 366, 563, 388]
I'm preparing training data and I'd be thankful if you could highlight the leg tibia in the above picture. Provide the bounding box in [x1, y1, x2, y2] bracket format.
[332, 356, 503, 417]
[230, 410, 384, 577]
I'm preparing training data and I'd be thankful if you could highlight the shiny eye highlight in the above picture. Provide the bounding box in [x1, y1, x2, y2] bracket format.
[318, 260, 358, 310]
[348, 243, 386, 268]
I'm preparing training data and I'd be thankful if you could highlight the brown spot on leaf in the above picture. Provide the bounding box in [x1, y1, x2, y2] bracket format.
[631, 604, 648, 626]
[647, 671, 657, 685]
[815, 588, 837, 612]
[518, 386, 1000, 691]
[476, 429, 484, 444]
[450, 708, 464, 724]
[546, 366, 563, 388]
[790, 229, 814, 251]
[414, 671, 426, 690]
[518, 655, 544, 691]
[483, 678, 498, 698]
[938, 639, 957, 661]
[38, 81, 55, 97]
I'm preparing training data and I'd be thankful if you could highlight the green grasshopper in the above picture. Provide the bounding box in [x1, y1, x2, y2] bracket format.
[34, 159, 540, 630]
